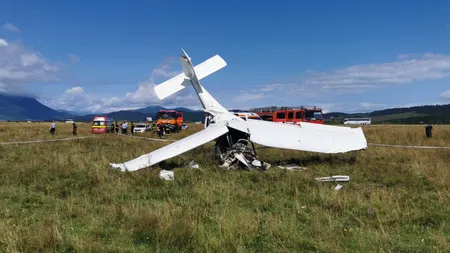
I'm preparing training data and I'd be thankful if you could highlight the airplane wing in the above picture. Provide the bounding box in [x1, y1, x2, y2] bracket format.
[110, 124, 229, 172]
[239, 119, 367, 153]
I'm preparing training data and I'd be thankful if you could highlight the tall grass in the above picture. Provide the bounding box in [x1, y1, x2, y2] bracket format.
[0, 122, 448, 252]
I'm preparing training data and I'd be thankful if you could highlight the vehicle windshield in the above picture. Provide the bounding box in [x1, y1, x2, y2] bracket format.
[136, 124, 146, 128]
[305, 111, 323, 120]
[157, 111, 177, 119]
[92, 121, 105, 126]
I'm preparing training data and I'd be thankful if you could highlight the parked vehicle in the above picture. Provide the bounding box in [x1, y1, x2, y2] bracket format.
[249, 106, 324, 124]
[156, 110, 184, 132]
[91, 116, 113, 133]
[133, 123, 151, 133]
[343, 118, 371, 125]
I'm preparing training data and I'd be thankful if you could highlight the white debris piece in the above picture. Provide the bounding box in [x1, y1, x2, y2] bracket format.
[335, 184, 343, 191]
[188, 161, 200, 169]
[251, 160, 262, 167]
[159, 170, 174, 180]
[315, 175, 350, 182]
[278, 164, 307, 171]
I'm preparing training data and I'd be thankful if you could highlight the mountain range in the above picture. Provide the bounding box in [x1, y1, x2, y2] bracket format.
[0, 94, 206, 122]
[324, 104, 450, 124]
[0, 94, 449, 124]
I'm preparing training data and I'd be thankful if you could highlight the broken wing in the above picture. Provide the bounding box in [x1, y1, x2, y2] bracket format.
[244, 120, 367, 153]
[110, 124, 229, 171]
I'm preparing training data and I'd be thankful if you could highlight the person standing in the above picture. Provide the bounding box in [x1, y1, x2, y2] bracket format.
[130, 122, 135, 135]
[121, 121, 127, 134]
[50, 121, 56, 135]
[115, 122, 119, 134]
[157, 123, 164, 138]
[72, 122, 77, 136]
[425, 124, 433, 138]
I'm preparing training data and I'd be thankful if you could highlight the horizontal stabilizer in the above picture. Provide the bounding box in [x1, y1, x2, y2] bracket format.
[241, 120, 367, 153]
[110, 124, 229, 171]
[154, 54, 227, 100]
[154, 73, 190, 100]
[195, 54, 227, 80]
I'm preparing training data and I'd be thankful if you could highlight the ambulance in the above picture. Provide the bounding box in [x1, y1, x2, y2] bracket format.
[91, 116, 113, 133]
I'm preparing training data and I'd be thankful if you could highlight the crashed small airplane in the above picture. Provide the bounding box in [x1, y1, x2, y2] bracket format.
[110, 49, 367, 172]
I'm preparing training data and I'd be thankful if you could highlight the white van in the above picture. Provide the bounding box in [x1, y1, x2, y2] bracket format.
[133, 123, 151, 133]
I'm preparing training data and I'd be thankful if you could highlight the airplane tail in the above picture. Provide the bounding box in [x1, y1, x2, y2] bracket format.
[153, 49, 228, 115]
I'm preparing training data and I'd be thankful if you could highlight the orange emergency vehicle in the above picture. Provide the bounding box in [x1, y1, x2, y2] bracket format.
[156, 110, 184, 132]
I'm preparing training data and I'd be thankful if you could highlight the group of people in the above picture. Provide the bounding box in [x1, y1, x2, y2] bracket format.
[49, 121, 77, 136]
[110, 121, 135, 135]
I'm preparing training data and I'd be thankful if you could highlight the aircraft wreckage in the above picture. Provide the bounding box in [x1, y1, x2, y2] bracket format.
[110, 49, 368, 172]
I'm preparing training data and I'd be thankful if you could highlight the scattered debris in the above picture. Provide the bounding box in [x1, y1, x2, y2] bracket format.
[315, 175, 350, 182]
[159, 170, 174, 180]
[335, 184, 343, 191]
[188, 161, 200, 169]
[218, 142, 270, 170]
[278, 164, 307, 171]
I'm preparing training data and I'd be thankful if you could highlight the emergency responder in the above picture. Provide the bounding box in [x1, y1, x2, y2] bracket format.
[158, 124, 164, 138]
[130, 122, 135, 135]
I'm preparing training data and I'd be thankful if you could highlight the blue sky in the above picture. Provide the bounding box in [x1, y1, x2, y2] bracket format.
[1, 0, 450, 113]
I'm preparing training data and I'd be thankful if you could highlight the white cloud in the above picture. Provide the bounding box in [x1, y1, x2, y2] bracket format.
[0, 39, 8, 47]
[231, 93, 266, 102]
[301, 53, 450, 93]
[360, 102, 388, 109]
[44, 56, 203, 113]
[0, 40, 61, 95]
[256, 83, 284, 92]
[68, 53, 80, 64]
[3, 23, 20, 33]
[65, 86, 84, 94]
[440, 90, 450, 100]
[149, 56, 179, 79]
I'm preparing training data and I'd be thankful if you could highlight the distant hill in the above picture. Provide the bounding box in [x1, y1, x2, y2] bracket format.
[57, 109, 88, 116]
[0, 94, 448, 124]
[73, 107, 205, 122]
[0, 94, 73, 121]
[135, 105, 166, 115]
[324, 104, 450, 124]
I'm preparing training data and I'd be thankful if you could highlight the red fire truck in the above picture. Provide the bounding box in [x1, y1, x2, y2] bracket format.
[249, 106, 324, 124]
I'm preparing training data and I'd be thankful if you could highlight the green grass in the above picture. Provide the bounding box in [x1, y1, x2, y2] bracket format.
[0, 123, 449, 252]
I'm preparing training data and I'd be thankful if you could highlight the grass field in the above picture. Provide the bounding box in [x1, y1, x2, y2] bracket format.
[0, 122, 449, 252]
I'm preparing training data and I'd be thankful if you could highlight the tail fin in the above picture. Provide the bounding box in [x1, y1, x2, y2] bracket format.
[153, 49, 228, 115]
